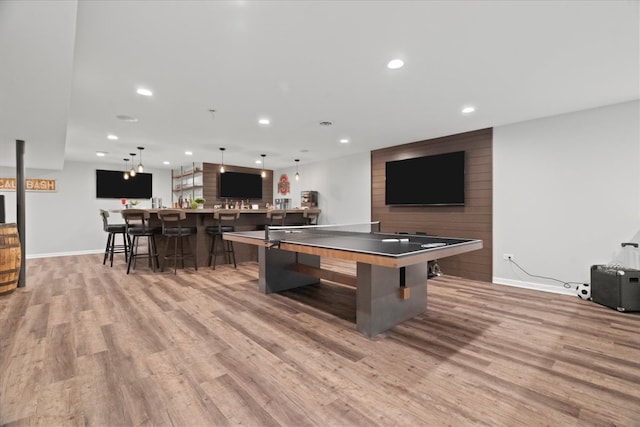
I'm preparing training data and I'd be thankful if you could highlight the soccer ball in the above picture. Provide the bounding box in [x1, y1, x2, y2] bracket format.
[577, 283, 591, 300]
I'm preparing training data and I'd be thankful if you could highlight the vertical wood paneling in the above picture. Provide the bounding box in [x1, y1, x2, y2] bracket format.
[371, 128, 492, 281]
[202, 163, 273, 207]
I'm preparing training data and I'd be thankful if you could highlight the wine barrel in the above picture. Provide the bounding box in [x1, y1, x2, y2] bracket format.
[0, 223, 21, 294]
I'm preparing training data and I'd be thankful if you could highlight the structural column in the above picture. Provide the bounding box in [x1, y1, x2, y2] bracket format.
[16, 139, 25, 287]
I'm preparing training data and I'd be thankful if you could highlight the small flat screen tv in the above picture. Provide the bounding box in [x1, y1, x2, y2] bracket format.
[96, 169, 153, 199]
[219, 171, 262, 199]
[385, 151, 465, 206]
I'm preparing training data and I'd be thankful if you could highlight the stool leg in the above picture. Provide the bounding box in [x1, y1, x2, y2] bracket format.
[146, 238, 152, 269]
[173, 235, 179, 274]
[212, 234, 219, 269]
[109, 233, 117, 267]
[227, 240, 237, 268]
[133, 237, 139, 270]
[223, 235, 230, 265]
[208, 234, 215, 267]
[191, 235, 198, 271]
[103, 233, 111, 265]
[126, 235, 136, 274]
[161, 235, 170, 273]
[150, 235, 159, 272]
[122, 232, 129, 264]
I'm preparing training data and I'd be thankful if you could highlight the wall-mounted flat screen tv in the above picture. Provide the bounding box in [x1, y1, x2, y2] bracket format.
[96, 169, 153, 199]
[385, 151, 465, 206]
[219, 171, 263, 199]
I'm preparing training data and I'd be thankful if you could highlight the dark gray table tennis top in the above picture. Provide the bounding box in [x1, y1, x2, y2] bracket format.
[224, 229, 479, 259]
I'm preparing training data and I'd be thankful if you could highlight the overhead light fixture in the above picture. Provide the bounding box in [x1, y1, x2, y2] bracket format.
[136, 88, 153, 96]
[163, 161, 170, 165]
[107, 134, 118, 140]
[255, 159, 262, 165]
[185, 151, 193, 156]
[461, 106, 476, 114]
[96, 151, 107, 157]
[116, 115, 139, 122]
[339, 138, 349, 144]
[258, 118, 270, 125]
[261, 154, 266, 178]
[137, 146, 144, 172]
[219, 147, 226, 173]
[129, 153, 137, 177]
[123, 158, 130, 180]
[387, 59, 405, 69]
[294, 159, 300, 181]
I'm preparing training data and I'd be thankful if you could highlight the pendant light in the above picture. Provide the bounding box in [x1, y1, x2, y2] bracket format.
[137, 146, 144, 172]
[129, 153, 137, 177]
[261, 154, 266, 178]
[123, 158, 130, 180]
[294, 159, 300, 181]
[219, 147, 225, 173]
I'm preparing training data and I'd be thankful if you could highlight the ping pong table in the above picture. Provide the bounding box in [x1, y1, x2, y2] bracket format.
[223, 224, 482, 337]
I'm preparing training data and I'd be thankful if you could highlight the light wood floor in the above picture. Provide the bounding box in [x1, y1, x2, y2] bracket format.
[1, 254, 639, 426]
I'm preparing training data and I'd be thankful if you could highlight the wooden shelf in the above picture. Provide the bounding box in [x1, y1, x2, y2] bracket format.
[173, 185, 203, 192]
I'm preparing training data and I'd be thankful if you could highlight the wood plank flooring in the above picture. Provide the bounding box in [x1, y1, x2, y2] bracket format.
[1, 254, 639, 426]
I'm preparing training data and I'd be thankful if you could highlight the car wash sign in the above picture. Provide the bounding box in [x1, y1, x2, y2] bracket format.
[0, 178, 57, 192]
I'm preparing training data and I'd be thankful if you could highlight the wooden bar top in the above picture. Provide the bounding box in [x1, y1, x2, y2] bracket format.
[114, 208, 310, 215]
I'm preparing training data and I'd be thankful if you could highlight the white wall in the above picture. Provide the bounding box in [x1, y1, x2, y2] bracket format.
[493, 100, 640, 294]
[0, 161, 171, 257]
[0, 154, 369, 258]
[274, 151, 371, 225]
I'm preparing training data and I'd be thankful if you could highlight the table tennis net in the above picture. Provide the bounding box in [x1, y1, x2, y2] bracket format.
[265, 221, 381, 242]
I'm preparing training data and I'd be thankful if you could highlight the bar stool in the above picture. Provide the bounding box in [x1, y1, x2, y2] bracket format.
[100, 209, 129, 267]
[157, 209, 198, 274]
[122, 209, 160, 274]
[303, 208, 321, 225]
[266, 209, 287, 226]
[206, 210, 240, 269]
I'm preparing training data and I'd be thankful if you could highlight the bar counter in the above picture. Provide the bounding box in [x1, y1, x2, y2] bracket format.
[122, 208, 310, 268]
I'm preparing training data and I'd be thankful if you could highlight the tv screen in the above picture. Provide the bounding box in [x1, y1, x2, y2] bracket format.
[385, 151, 465, 206]
[96, 169, 153, 199]
[219, 171, 262, 199]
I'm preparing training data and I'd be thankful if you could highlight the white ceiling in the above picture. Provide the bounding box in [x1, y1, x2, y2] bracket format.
[1, 0, 638, 171]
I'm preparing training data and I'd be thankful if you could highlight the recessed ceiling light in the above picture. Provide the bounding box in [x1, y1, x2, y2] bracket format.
[185, 151, 193, 156]
[136, 88, 153, 96]
[96, 151, 107, 157]
[258, 118, 270, 125]
[461, 106, 476, 114]
[255, 159, 262, 164]
[339, 138, 350, 144]
[387, 59, 405, 69]
[116, 114, 138, 122]
[163, 161, 170, 165]
[107, 134, 118, 140]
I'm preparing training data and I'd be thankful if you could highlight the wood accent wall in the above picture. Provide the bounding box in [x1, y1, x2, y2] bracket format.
[202, 163, 273, 207]
[371, 128, 492, 282]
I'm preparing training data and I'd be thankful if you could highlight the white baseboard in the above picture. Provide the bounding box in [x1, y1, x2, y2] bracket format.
[26, 249, 103, 259]
[492, 276, 578, 296]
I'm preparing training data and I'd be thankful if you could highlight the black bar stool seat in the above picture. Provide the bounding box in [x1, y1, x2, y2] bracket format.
[158, 209, 198, 274]
[206, 210, 240, 269]
[266, 209, 287, 226]
[122, 209, 161, 274]
[100, 209, 129, 267]
[303, 208, 321, 225]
